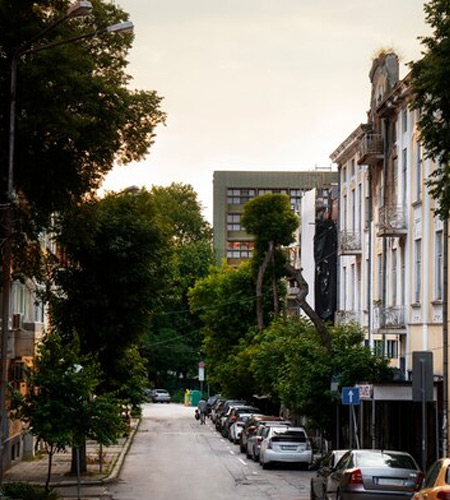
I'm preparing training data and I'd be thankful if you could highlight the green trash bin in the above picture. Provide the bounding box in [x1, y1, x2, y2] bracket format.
[190, 390, 203, 407]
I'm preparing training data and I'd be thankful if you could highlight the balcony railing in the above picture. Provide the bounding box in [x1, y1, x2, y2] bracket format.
[336, 310, 361, 326]
[377, 205, 407, 237]
[358, 133, 383, 165]
[374, 305, 406, 330]
[339, 231, 362, 255]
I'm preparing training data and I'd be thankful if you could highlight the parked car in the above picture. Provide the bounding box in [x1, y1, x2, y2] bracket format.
[259, 426, 312, 469]
[412, 457, 449, 500]
[239, 416, 288, 454]
[206, 394, 221, 415]
[229, 414, 256, 444]
[310, 450, 349, 500]
[326, 449, 422, 500]
[151, 389, 171, 403]
[215, 400, 248, 432]
[222, 406, 261, 438]
[247, 422, 291, 462]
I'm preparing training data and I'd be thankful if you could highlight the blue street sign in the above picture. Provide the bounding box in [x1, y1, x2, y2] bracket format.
[342, 386, 360, 405]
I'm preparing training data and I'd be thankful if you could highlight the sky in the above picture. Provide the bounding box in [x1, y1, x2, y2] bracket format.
[100, 0, 430, 222]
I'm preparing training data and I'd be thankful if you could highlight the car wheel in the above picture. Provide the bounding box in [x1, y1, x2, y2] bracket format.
[253, 453, 259, 463]
[240, 443, 246, 453]
[262, 460, 270, 470]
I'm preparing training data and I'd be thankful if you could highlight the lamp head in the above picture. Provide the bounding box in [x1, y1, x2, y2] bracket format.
[106, 21, 134, 34]
[66, 1, 93, 18]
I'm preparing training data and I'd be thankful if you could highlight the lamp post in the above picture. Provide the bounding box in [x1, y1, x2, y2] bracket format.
[0, 2, 133, 481]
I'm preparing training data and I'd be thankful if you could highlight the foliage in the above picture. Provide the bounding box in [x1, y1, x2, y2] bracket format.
[11, 333, 125, 489]
[1, 482, 60, 500]
[51, 189, 170, 395]
[410, 0, 450, 219]
[189, 262, 258, 392]
[241, 194, 299, 257]
[143, 184, 214, 385]
[252, 317, 394, 434]
[0, 0, 166, 228]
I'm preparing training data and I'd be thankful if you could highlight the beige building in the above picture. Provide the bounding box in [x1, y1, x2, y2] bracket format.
[330, 52, 449, 462]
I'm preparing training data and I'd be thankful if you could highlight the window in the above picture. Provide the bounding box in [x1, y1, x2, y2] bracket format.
[402, 148, 408, 206]
[226, 213, 242, 231]
[343, 195, 347, 229]
[402, 108, 408, 133]
[392, 249, 397, 306]
[416, 142, 422, 201]
[374, 340, 383, 356]
[401, 246, 406, 306]
[435, 230, 443, 301]
[377, 254, 383, 300]
[342, 166, 347, 184]
[226, 241, 254, 259]
[387, 340, 399, 359]
[351, 189, 356, 231]
[414, 239, 422, 303]
[227, 188, 255, 205]
[351, 159, 355, 177]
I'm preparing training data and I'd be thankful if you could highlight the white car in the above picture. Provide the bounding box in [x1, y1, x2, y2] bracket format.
[151, 389, 171, 403]
[229, 413, 262, 444]
[259, 426, 312, 469]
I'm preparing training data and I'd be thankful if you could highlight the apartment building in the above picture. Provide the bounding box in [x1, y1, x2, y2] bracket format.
[330, 52, 444, 461]
[213, 170, 337, 265]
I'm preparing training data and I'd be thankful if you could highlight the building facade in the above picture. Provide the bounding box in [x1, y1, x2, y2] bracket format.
[330, 52, 445, 463]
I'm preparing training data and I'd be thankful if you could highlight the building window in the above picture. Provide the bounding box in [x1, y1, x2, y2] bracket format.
[377, 254, 383, 301]
[387, 340, 399, 359]
[226, 241, 254, 259]
[414, 239, 422, 304]
[402, 148, 408, 207]
[402, 108, 408, 133]
[392, 249, 397, 306]
[435, 230, 443, 301]
[351, 158, 355, 177]
[226, 213, 242, 231]
[227, 188, 256, 205]
[374, 340, 383, 356]
[351, 189, 356, 231]
[342, 166, 347, 185]
[416, 142, 422, 201]
[342, 195, 347, 230]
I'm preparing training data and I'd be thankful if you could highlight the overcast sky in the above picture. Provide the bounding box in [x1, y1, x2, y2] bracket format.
[100, 0, 430, 222]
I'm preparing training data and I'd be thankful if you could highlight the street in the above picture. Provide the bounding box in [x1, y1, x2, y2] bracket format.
[107, 403, 313, 500]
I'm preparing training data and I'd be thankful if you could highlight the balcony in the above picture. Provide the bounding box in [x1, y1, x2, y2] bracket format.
[358, 133, 383, 165]
[377, 205, 407, 237]
[374, 305, 407, 331]
[339, 231, 362, 255]
[336, 310, 361, 326]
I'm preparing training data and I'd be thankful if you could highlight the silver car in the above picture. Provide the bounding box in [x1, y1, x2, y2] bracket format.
[259, 426, 312, 469]
[326, 449, 422, 500]
[151, 389, 171, 403]
[310, 450, 349, 500]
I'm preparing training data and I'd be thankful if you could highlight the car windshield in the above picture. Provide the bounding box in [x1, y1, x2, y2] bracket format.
[272, 431, 306, 442]
[356, 452, 417, 469]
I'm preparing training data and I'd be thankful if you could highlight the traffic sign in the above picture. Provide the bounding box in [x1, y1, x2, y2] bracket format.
[342, 386, 360, 405]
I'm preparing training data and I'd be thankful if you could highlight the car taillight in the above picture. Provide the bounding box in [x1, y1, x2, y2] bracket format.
[415, 472, 424, 491]
[306, 439, 311, 450]
[437, 491, 450, 500]
[256, 436, 262, 443]
[231, 416, 237, 422]
[347, 468, 363, 484]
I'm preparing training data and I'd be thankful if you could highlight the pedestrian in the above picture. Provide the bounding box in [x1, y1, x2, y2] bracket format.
[197, 398, 207, 424]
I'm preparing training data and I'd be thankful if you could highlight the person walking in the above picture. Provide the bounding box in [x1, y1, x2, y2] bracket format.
[197, 398, 207, 424]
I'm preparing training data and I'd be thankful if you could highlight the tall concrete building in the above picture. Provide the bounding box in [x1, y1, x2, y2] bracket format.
[213, 170, 338, 267]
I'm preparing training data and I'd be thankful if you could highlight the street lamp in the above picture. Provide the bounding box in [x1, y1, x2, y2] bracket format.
[0, 2, 133, 481]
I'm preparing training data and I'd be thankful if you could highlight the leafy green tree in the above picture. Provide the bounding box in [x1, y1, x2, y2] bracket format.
[410, 0, 450, 219]
[143, 184, 214, 386]
[11, 333, 125, 491]
[0, 0, 166, 274]
[52, 189, 170, 397]
[252, 317, 393, 434]
[241, 194, 298, 329]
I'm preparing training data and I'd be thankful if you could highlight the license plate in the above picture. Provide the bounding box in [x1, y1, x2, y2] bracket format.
[376, 478, 404, 486]
[281, 445, 296, 450]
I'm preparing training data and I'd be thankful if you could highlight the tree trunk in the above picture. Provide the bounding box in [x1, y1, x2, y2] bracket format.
[256, 241, 274, 330]
[45, 445, 54, 492]
[284, 262, 331, 350]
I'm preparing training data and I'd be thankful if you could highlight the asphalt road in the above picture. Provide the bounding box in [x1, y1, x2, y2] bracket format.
[108, 403, 313, 500]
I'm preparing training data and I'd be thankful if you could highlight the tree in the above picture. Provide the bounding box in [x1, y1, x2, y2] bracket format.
[143, 184, 214, 387]
[241, 193, 299, 329]
[11, 333, 125, 491]
[51, 189, 171, 396]
[0, 0, 166, 272]
[410, 0, 450, 219]
[252, 317, 393, 434]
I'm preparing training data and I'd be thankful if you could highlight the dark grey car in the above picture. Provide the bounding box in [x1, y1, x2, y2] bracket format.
[326, 449, 422, 500]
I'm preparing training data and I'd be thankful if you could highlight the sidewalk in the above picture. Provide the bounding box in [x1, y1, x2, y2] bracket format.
[3, 418, 139, 499]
